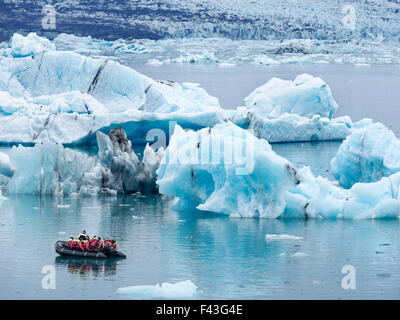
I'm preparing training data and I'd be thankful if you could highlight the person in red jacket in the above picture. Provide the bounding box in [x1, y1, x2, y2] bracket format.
[96, 237, 103, 250]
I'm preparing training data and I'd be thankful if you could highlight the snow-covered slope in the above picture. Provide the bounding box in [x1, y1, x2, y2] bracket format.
[1, 0, 399, 41]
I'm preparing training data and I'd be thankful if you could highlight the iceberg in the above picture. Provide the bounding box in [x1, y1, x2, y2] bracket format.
[244, 74, 338, 119]
[265, 234, 303, 240]
[156, 123, 298, 218]
[245, 112, 352, 143]
[0, 33, 225, 146]
[5, 127, 163, 196]
[157, 123, 400, 219]
[286, 167, 400, 219]
[116, 280, 197, 299]
[331, 122, 400, 188]
[0, 33, 363, 147]
[2, 33, 55, 58]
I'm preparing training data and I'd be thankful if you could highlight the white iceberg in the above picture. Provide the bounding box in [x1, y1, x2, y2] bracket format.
[116, 280, 197, 299]
[244, 73, 338, 119]
[0, 151, 13, 177]
[331, 122, 400, 188]
[157, 123, 298, 218]
[2, 32, 55, 58]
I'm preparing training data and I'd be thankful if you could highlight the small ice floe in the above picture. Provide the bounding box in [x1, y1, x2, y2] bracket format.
[291, 252, 308, 258]
[57, 204, 70, 208]
[265, 234, 303, 241]
[119, 204, 131, 207]
[116, 280, 197, 299]
[132, 215, 143, 220]
[32, 207, 40, 210]
[218, 62, 236, 67]
[279, 252, 286, 257]
[58, 231, 66, 235]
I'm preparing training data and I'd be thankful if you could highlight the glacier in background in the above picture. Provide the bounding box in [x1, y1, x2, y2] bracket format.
[1, 0, 400, 42]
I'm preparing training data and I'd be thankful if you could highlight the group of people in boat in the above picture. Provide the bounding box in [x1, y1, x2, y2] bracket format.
[67, 230, 117, 253]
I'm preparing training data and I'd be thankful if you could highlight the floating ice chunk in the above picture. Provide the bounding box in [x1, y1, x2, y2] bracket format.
[4, 33, 55, 58]
[252, 56, 280, 65]
[7, 141, 97, 196]
[157, 123, 298, 218]
[265, 234, 303, 240]
[172, 51, 218, 64]
[246, 112, 352, 143]
[116, 280, 197, 299]
[291, 252, 308, 258]
[244, 74, 338, 119]
[331, 122, 400, 188]
[157, 123, 400, 219]
[57, 205, 70, 208]
[285, 167, 400, 219]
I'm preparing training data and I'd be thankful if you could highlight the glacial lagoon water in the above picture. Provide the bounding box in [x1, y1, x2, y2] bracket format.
[1, 63, 400, 299]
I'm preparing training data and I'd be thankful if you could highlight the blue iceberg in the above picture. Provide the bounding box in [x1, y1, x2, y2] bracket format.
[331, 121, 400, 188]
[4, 128, 163, 196]
[157, 123, 400, 219]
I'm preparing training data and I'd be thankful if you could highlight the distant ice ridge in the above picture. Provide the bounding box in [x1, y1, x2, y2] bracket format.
[50, 34, 400, 66]
[116, 280, 197, 299]
[3, 127, 163, 196]
[157, 122, 400, 219]
[331, 121, 400, 188]
[230, 73, 353, 143]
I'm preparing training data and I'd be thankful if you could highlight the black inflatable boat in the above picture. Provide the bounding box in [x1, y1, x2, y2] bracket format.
[55, 241, 126, 259]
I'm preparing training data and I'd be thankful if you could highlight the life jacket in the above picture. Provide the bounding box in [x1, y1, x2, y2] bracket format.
[112, 241, 117, 249]
[69, 239, 80, 250]
[97, 240, 103, 249]
[82, 240, 90, 251]
[76, 240, 84, 251]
